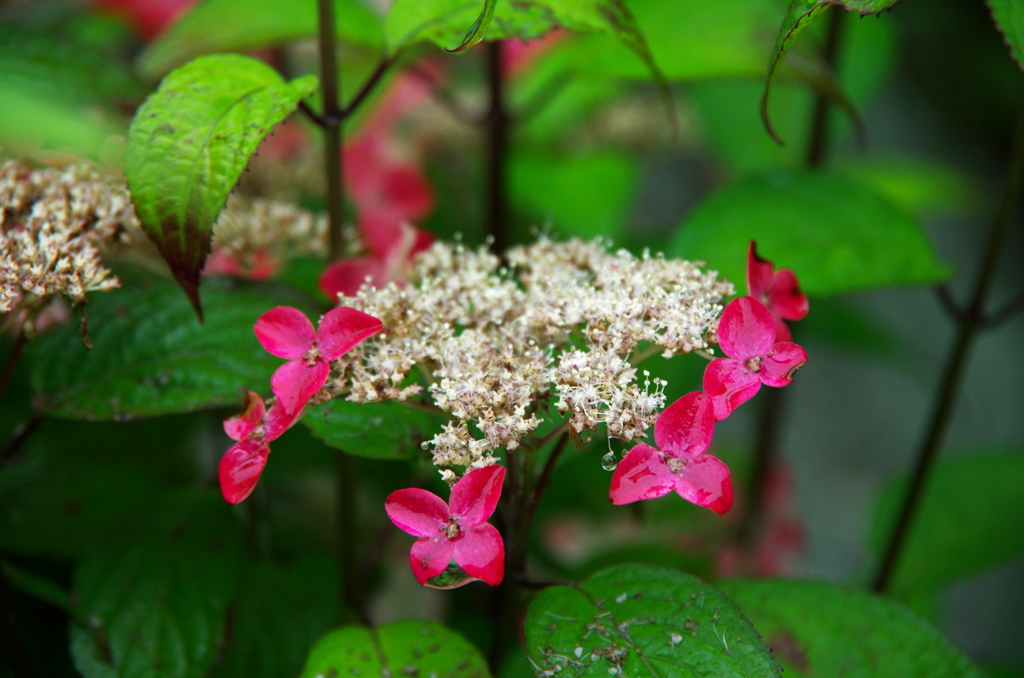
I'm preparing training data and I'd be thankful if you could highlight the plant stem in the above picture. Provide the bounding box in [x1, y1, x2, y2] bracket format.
[337, 450, 369, 623]
[0, 416, 43, 469]
[485, 41, 509, 253]
[871, 101, 1024, 593]
[316, 0, 344, 261]
[805, 6, 845, 169]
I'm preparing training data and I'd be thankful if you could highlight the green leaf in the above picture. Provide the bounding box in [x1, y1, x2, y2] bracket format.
[762, 0, 901, 143]
[719, 579, 984, 678]
[70, 491, 244, 678]
[870, 450, 1024, 604]
[447, 0, 497, 52]
[124, 55, 317, 318]
[988, 0, 1024, 71]
[669, 169, 952, 296]
[138, 0, 383, 79]
[525, 563, 780, 677]
[839, 155, 977, 218]
[1, 559, 73, 616]
[211, 557, 339, 678]
[303, 398, 437, 460]
[30, 275, 317, 420]
[299, 620, 491, 678]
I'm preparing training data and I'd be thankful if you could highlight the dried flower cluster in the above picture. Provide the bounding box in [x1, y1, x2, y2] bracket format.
[0, 160, 138, 314]
[331, 236, 733, 475]
[211, 194, 328, 264]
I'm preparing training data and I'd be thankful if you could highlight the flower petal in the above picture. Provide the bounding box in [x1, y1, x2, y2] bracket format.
[454, 523, 505, 586]
[746, 241, 775, 301]
[772, 314, 793, 344]
[609, 444, 677, 505]
[317, 307, 384, 360]
[218, 440, 269, 504]
[409, 536, 455, 585]
[760, 342, 809, 387]
[319, 257, 388, 299]
[654, 392, 715, 460]
[717, 296, 776, 361]
[270, 359, 328, 415]
[450, 465, 505, 526]
[385, 488, 450, 537]
[263, 401, 299, 442]
[254, 306, 316, 359]
[674, 454, 733, 515]
[703, 358, 762, 421]
[769, 269, 809, 321]
[223, 391, 265, 441]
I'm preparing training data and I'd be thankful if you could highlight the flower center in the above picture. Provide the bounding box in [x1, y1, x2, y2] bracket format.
[744, 355, 763, 373]
[444, 517, 463, 541]
[666, 455, 687, 475]
[302, 342, 322, 367]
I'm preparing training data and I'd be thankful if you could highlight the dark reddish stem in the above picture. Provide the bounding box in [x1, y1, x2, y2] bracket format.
[485, 41, 510, 253]
[337, 450, 369, 624]
[315, 0, 344, 261]
[805, 7, 845, 168]
[872, 101, 1024, 592]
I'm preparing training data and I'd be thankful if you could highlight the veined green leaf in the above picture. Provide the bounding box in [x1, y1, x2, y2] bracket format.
[720, 579, 984, 677]
[448, 0, 497, 52]
[124, 55, 317, 317]
[988, 0, 1024, 71]
[525, 563, 780, 677]
[303, 398, 437, 460]
[300, 620, 491, 678]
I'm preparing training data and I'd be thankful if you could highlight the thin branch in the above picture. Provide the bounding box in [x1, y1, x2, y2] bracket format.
[340, 54, 399, 119]
[528, 432, 569, 522]
[0, 416, 43, 469]
[407, 64, 481, 125]
[934, 284, 968, 324]
[316, 0, 345, 261]
[515, 73, 572, 125]
[485, 40, 510, 253]
[805, 7, 846, 168]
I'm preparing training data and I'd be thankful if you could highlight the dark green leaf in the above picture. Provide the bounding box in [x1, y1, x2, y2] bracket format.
[124, 55, 317, 317]
[299, 620, 491, 678]
[870, 450, 1024, 604]
[69, 491, 244, 678]
[211, 557, 339, 678]
[719, 579, 984, 678]
[138, 0, 383, 79]
[669, 169, 952, 296]
[762, 0, 901, 143]
[525, 563, 780, 677]
[448, 0, 497, 52]
[303, 398, 437, 460]
[30, 275, 317, 420]
[988, 0, 1024, 71]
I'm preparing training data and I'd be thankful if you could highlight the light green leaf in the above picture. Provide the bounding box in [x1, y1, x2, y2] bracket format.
[448, 0, 497, 52]
[30, 275, 317, 420]
[138, 0, 383, 79]
[300, 620, 491, 678]
[871, 450, 1024, 604]
[125, 55, 317, 317]
[70, 491, 244, 678]
[762, 0, 901, 142]
[669, 169, 952, 296]
[988, 0, 1024, 71]
[525, 563, 780, 677]
[720, 579, 984, 678]
[303, 398, 437, 460]
[839, 155, 977, 218]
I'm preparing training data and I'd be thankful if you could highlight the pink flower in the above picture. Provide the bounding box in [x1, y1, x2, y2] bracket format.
[319, 219, 434, 299]
[703, 296, 808, 421]
[218, 391, 298, 504]
[92, 0, 198, 40]
[204, 248, 278, 280]
[747, 241, 809, 343]
[254, 306, 383, 415]
[385, 465, 506, 587]
[609, 392, 733, 514]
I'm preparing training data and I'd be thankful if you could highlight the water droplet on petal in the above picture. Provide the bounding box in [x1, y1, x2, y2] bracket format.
[601, 451, 618, 471]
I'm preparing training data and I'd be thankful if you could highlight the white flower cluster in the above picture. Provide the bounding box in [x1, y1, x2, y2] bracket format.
[211, 194, 328, 263]
[333, 235, 732, 472]
[0, 161, 138, 314]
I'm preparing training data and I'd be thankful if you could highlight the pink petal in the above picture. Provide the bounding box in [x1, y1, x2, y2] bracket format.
[263, 401, 299, 442]
[717, 296, 776, 361]
[218, 440, 269, 504]
[450, 465, 505, 526]
[746, 241, 775, 301]
[254, 306, 316, 359]
[609, 445, 677, 505]
[316, 307, 384, 360]
[674, 454, 734, 515]
[385, 488, 451, 538]
[773, 314, 793, 344]
[769, 269, 809, 321]
[379, 165, 434, 221]
[358, 214, 405, 259]
[270, 359, 328, 415]
[703, 358, 762, 421]
[654, 392, 715, 460]
[223, 391, 265, 441]
[760, 342, 809, 387]
[409, 536, 456, 585]
[454, 523, 504, 586]
[318, 257, 388, 299]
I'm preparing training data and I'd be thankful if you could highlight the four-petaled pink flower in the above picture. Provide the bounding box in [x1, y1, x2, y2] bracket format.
[385, 465, 506, 586]
[747, 241, 809, 343]
[255, 306, 383, 415]
[609, 392, 733, 514]
[703, 296, 808, 421]
[319, 220, 434, 299]
[219, 391, 298, 504]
